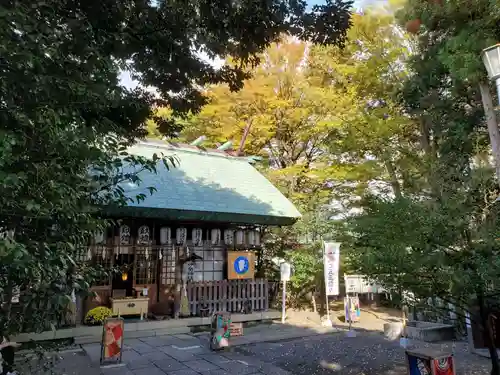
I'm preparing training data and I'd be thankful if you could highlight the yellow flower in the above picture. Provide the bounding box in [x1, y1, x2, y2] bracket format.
[85, 306, 113, 325]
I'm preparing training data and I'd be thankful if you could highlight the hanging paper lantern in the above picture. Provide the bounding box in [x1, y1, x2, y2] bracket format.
[192, 228, 203, 246]
[176, 227, 187, 245]
[94, 230, 105, 244]
[254, 230, 261, 246]
[160, 227, 171, 245]
[119, 225, 131, 245]
[248, 231, 255, 245]
[236, 230, 244, 245]
[224, 230, 234, 245]
[211, 229, 221, 245]
[137, 225, 150, 245]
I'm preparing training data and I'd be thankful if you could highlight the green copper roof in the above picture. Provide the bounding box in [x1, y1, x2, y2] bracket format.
[106, 140, 301, 226]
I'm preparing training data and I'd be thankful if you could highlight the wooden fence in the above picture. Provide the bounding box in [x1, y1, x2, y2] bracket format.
[186, 279, 269, 316]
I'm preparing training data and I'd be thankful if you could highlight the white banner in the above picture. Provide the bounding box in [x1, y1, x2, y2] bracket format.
[323, 242, 340, 296]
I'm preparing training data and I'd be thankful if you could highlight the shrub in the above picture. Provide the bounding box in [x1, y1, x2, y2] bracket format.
[287, 244, 324, 308]
[84, 307, 113, 326]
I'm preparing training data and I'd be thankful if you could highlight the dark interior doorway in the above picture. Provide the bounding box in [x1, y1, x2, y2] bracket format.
[112, 254, 134, 297]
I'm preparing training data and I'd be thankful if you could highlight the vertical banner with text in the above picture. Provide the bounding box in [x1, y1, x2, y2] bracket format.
[323, 242, 340, 296]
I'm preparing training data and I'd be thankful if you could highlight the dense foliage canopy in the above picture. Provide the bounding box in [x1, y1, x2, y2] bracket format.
[171, 5, 500, 372]
[170, 8, 414, 305]
[5, 1, 500, 372]
[0, 0, 353, 337]
[345, 1, 500, 372]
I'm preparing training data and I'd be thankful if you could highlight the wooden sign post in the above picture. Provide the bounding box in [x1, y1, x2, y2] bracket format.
[230, 322, 244, 336]
[280, 262, 291, 324]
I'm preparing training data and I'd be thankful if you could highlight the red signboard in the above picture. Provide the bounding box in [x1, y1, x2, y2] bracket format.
[230, 322, 244, 337]
[433, 357, 454, 375]
[100, 317, 124, 365]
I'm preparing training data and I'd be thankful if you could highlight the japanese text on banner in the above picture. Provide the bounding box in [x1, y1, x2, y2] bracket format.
[323, 242, 340, 296]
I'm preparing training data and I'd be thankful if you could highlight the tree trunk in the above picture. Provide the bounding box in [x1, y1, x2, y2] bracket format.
[479, 81, 500, 189]
[237, 120, 253, 155]
[384, 159, 402, 199]
[478, 292, 500, 375]
[419, 117, 442, 199]
[419, 117, 434, 156]
[1, 285, 13, 337]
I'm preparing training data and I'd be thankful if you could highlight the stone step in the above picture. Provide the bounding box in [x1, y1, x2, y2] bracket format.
[75, 326, 191, 345]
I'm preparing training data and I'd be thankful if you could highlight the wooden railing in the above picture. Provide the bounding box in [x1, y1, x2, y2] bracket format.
[267, 281, 280, 309]
[186, 279, 269, 316]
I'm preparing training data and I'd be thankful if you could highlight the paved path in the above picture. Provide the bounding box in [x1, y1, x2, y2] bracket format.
[15, 310, 495, 375]
[18, 324, 337, 375]
[40, 333, 291, 375]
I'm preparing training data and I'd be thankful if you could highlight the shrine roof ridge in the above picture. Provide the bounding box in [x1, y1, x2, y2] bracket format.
[138, 139, 248, 161]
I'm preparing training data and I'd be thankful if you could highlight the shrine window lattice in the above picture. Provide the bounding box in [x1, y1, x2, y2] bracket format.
[89, 245, 176, 287]
[134, 246, 158, 285]
[160, 245, 177, 285]
[92, 246, 113, 286]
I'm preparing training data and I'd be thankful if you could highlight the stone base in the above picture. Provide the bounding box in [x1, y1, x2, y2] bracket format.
[321, 319, 333, 327]
[345, 330, 357, 338]
[399, 337, 412, 348]
[383, 322, 403, 340]
[13, 310, 281, 344]
[405, 321, 455, 342]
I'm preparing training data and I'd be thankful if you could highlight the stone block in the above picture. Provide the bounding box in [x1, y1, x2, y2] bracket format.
[383, 322, 403, 341]
[101, 365, 134, 375]
[129, 367, 168, 375]
[153, 357, 188, 372]
[75, 335, 102, 345]
[167, 370, 201, 375]
[121, 350, 143, 363]
[125, 357, 151, 370]
[155, 327, 191, 336]
[158, 346, 196, 362]
[183, 359, 220, 372]
[141, 351, 170, 362]
[197, 354, 232, 366]
[405, 321, 456, 342]
[218, 361, 261, 374]
[123, 330, 150, 339]
[82, 343, 102, 363]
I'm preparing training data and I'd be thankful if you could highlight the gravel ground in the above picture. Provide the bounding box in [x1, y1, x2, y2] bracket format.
[236, 331, 493, 375]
